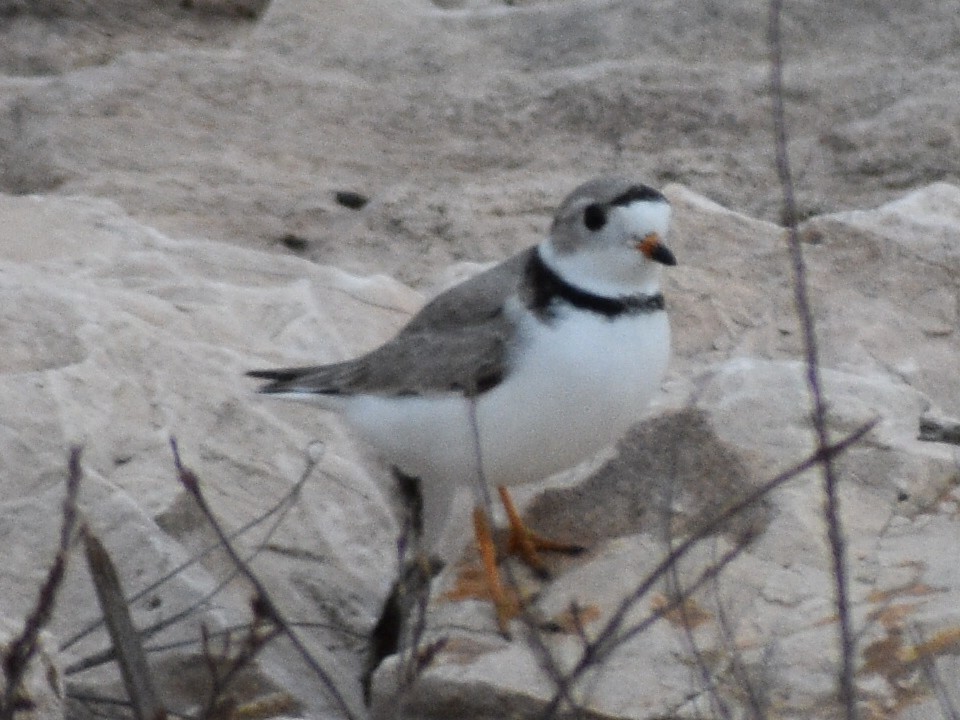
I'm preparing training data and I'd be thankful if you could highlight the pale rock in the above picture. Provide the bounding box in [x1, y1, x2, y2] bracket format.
[4, 182, 960, 718]
[368, 187, 960, 719]
[0, 194, 411, 716]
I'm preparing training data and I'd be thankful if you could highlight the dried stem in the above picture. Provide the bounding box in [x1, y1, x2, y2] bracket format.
[169, 438, 359, 720]
[63, 449, 319, 657]
[1, 447, 83, 720]
[84, 528, 165, 720]
[908, 625, 960, 720]
[539, 420, 875, 719]
[768, 1, 858, 717]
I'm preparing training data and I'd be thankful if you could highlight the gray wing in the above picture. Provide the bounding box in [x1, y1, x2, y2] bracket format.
[399, 247, 532, 335]
[248, 248, 533, 397]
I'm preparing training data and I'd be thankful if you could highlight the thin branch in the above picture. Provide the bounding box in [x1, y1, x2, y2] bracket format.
[139, 620, 360, 657]
[66, 452, 327, 681]
[661, 433, 732, 720]
[539, 420, 875, 719]
[617, 543, 748, 654]
[62, 450, 319, 655]
[66, 689, 193, 720]
[169, 438, 359, 720]
[710, 551, 769, 720]
[667, 543, 733, 720]
[1, 447, 83, 720]
[197, 604, 281, 719]
[465, 397, 576, 707]
[768, 2, 858, 717]
[543, 542, 747, 719]
[466, 396, 496, 517]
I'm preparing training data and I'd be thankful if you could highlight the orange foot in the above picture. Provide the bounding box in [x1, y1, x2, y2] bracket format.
[497, 485, 585, 578]
[459, 487, 585, 636]
[471, 506, 519, 635]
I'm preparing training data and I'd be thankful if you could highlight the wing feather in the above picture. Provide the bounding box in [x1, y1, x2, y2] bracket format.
[248, 248, 533, 397]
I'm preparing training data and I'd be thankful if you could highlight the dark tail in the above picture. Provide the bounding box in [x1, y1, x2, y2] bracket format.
[246, 368, 306, 393]
[246, 368, 302, 382]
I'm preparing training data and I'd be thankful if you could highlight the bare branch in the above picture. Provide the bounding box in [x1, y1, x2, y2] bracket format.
[1, 447, 83, 720]
[768, 1, 858, 717]
[196, 601, 282, 719]
[907, 625, 960, 720]
[539, 420, 875, 719]
[63, 448, 320, 656]
[712, 559, 770, 720]
[168, 438, 360, 720]
[465, 398, 576, 708]
[667, 546, 733, 720]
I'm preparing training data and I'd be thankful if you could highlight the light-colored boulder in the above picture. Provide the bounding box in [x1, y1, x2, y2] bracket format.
[0, 194, 418, 716]
[367, 185, 960, 719]
[3, 180, 960, 718]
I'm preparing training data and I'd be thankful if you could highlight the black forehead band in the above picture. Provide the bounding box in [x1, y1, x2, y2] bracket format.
[610, 184, 666, 207]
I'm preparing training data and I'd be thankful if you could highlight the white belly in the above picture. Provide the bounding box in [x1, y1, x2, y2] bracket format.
[475, 307, 670, 485]
[342, 307, 670, 549]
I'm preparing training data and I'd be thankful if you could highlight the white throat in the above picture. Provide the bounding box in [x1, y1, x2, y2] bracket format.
[538, 240, 663, 297]
[540, 199, 670, 297]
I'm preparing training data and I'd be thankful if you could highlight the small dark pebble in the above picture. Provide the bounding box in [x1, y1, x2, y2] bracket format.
[335, 190, 369, 210]
[280, 233, 310, 251]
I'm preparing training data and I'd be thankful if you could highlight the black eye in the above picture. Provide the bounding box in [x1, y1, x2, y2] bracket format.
[583, 204, 607, 231]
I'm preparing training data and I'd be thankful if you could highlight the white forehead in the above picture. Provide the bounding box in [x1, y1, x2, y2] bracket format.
[613, 199, 672, 236]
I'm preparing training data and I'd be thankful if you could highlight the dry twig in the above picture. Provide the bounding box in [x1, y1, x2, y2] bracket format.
[0, 447, 83, 720]
[63, 449, 319, 659]
[539, 421, 875, 719]
[169, 438, 359, 720]
[768, 1, 858, 717]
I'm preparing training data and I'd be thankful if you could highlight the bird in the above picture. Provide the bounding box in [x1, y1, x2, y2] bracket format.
[248, 176, 677, 633]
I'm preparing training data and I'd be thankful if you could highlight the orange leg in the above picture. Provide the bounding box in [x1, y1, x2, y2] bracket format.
[472, 506, 517, 636]
[497, 485, 585, 577]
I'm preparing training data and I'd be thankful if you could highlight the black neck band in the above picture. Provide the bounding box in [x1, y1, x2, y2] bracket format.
[526, 248, 665, 319]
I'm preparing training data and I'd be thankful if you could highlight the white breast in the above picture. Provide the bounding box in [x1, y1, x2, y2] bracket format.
[342, 304, 670, 550]
[475, 305, 670, 485]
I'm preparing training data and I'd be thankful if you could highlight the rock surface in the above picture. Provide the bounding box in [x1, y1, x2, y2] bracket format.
[1, 1, 959, 719]
[370, 185, 960, 720]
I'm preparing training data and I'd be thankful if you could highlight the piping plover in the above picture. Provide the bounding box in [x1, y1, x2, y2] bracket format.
[249, 176, 676, 632]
